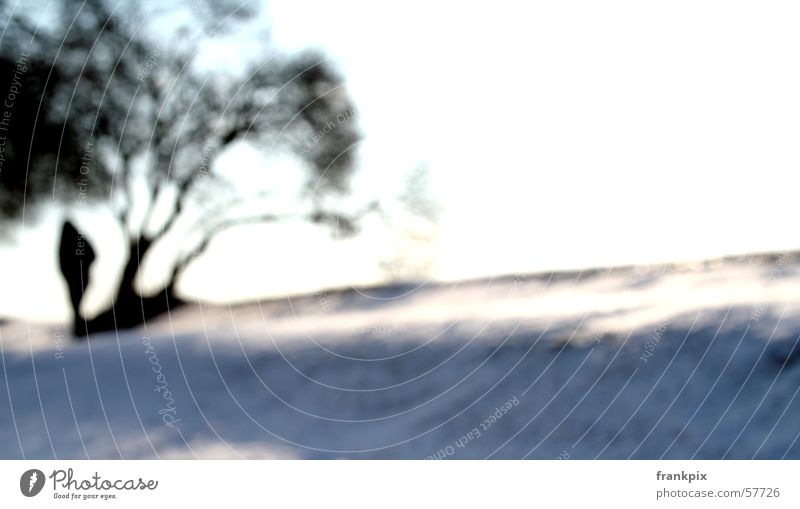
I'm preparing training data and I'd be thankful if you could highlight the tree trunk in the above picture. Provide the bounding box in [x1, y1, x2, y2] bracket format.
[60, 222, 185, 339]
[76, 238, 184, 337]
[76, 285, 184, 337]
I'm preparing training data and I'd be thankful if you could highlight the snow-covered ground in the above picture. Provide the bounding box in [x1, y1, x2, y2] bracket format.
[2, 253, 800, 459]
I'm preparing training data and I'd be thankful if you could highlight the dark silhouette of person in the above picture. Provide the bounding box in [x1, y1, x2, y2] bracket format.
[58, 221, 95, 336]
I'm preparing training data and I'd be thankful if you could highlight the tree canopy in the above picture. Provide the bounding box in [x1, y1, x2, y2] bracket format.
[0, 0, 367, 335]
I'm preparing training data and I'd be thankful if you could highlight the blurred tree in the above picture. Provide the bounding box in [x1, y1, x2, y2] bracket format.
[0, 0, 367, 337]
[379, 164, 440, 281]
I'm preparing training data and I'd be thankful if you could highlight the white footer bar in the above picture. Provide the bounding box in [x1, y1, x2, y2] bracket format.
[1, 460, 796, 507]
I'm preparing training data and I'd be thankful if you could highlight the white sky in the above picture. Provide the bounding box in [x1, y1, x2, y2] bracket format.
[266, 0, 800, 273]
[2, 0, 800, 321]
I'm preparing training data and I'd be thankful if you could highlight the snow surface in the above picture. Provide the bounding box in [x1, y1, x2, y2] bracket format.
[2, 253, 800, 459]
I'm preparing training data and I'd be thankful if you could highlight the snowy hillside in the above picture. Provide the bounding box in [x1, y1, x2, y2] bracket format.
[2, 252, 800, 459]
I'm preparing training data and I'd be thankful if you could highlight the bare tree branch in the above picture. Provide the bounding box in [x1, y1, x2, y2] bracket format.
[170, 211, 295, 283]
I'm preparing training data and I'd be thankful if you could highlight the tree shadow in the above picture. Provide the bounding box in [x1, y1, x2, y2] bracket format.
[2, 309, 799, 459]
